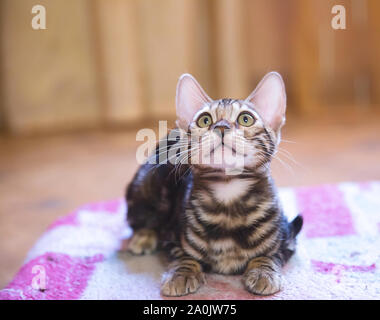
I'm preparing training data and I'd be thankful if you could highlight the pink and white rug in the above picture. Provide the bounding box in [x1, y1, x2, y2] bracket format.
[1, 181, 379, 300]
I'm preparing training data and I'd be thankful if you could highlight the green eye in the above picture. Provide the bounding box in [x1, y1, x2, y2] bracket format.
[237, 112, 255, 127]
[197, 113, 213, 128]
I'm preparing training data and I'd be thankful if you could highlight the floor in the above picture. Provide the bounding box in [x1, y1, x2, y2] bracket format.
[1, 110, 380, 289]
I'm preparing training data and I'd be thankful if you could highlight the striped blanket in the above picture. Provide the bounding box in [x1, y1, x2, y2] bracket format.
[1, 181, 379, 300]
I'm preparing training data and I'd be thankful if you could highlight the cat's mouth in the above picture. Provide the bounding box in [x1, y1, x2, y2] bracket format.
[210, 141, 245, 157]
[222, 142, 237, 156]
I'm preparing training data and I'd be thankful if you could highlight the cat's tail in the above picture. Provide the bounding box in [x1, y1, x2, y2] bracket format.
[281, 214, 303, 263]
[290, 214, 303, 239]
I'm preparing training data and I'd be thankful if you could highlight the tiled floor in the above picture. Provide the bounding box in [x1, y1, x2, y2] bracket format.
[1, 111, 380, 289]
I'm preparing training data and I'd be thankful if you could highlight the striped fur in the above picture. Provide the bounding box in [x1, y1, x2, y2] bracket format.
[126, 96, 302, 297]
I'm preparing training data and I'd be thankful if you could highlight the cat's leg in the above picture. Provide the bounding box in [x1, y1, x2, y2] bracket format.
[161, 247, 206, 296]
[126, 163, 173, 255]
[128, 228, 158, 255]
[243, 255, 283, 296]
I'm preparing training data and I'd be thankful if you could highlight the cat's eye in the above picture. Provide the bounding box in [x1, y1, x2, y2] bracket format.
[237, 112, 255, 127]
[197, 113, 213, 128]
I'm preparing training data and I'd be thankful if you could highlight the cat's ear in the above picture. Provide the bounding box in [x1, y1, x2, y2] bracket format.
[246, 72, 286, 134]
[176, 73, 212, 129]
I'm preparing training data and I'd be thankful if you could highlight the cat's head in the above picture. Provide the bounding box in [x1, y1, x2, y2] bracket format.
[175, 72, 286, 173]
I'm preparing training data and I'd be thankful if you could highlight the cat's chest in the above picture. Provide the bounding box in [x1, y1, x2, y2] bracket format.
[182, 222, 249, 274]
[183, 178, 260, 273]
[205, 239, 249, 274]
[207, 179, 253, 203]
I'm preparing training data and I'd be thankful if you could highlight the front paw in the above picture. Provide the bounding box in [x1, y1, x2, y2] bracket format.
[161, 271, 205, 297]
[127, 229, 157, 255]
[244, 268, 282, 296]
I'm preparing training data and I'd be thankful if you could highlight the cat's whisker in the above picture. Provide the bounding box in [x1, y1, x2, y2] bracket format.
[167, 148, 193, 165]
[143, 144, 196, 176]
[153, 139, 196, 156]
[154, 143, 191, 159]
[231, 134, 296, 172]
[177, 165, 193, 183]
[170, 157, 189, 182]
[168, 143, 201, 165]
[280, 139, 297, 144]
[258, 150, 295, 175]
[276, 148, 303, 168]
[170, 145, 201, 183]
[276, 147, 293, 157]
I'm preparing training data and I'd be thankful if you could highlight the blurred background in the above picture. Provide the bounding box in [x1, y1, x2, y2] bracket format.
[0, 0, 379, 288]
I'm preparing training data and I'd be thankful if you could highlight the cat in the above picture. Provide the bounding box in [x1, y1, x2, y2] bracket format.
[125, 72, 303, 296]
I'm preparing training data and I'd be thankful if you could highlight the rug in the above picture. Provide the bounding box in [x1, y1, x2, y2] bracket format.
[1, 181, 379, 300]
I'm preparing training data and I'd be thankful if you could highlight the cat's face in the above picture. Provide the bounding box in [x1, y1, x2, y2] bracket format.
[175, 72, 286, 172]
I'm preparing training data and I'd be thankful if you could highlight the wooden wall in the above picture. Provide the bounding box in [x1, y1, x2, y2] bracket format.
[0, 0, 101, 133]
[0, 0, 379, 134]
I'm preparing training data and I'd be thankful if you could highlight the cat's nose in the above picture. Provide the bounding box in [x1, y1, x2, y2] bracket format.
[212, 121, 231, 138]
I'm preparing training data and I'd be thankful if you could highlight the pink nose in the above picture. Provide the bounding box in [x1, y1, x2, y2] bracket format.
[212, 120, 231, 138]
[215, 125, 228, 134]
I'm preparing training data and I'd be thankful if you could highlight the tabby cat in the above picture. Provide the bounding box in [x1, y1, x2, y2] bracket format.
[126, 72, 303, 296]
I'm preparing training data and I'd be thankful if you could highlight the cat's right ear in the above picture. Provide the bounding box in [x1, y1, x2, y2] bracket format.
[245, 72, 286, 135]
[176, 74, 212, 130]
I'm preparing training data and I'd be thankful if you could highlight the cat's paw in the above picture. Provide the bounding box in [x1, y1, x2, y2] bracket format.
[127, 229, 157, 255]
[243, 268, 282, 296]
[161, 271, 205, 297]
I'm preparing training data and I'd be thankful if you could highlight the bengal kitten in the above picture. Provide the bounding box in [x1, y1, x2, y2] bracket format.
[126, 72, 303, 296]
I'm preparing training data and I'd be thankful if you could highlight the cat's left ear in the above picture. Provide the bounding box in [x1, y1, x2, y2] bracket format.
[245, 72, 286, 134]
[176, 73, 212, 130]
